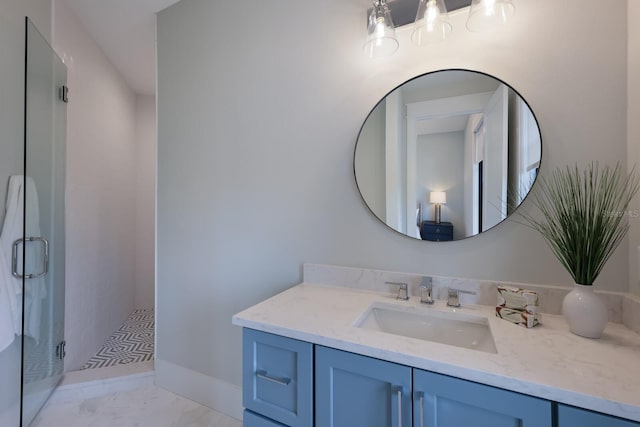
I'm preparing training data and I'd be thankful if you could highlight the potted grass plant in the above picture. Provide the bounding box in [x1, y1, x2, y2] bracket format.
[518, 162, 639, 338]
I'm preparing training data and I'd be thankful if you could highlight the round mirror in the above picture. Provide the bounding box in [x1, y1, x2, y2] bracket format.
[354, 69, 542, 241]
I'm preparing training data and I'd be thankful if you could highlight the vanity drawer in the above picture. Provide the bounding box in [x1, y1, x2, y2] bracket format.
[422, 232, 453, 242]
[242, 328, 313, 427]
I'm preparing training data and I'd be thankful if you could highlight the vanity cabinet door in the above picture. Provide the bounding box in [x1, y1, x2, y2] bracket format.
[315, 346, 412, 427]
[557, 404, 640, 426]
[242, 328, 313, 427]
[413, 369, 552, 427]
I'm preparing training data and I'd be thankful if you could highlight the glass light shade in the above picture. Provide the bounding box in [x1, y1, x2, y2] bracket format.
[430, 191, 447, 204]
[363, 1, 399, 58]
[466, 0, 515, 32]
[412, 0, 452, 46]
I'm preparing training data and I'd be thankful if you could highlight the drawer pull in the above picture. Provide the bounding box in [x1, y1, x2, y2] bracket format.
[256, 370, 291, 386]
[396, 386, 403, 427]
[417, 391, 425, 427]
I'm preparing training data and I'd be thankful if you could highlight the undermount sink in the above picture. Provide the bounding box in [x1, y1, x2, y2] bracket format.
[355, 303, 497, 354]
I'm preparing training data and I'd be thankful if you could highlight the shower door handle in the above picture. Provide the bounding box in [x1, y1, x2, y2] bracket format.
[12, 237, 49, 279]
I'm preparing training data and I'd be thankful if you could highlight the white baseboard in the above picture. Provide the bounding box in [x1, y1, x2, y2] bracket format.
[155, 358, 243, 421]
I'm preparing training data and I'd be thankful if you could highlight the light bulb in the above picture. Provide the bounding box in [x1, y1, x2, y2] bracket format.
[426, 1, 440, 32]
[363, 1, 398, 58]
[467, 0, 515, 32]
[483, 0, 497, 16]
[375, 17, 387, 38]
[411, 0, 451, 46]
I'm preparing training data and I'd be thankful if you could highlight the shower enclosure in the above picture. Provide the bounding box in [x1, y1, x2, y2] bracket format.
[0, 18, 67, 426]
[21, 17, 67, 426]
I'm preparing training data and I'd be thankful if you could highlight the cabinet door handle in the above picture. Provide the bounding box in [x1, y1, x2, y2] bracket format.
[396, 386, 403, 427]
[417, 391, 425, 427]
[256, 370, 291, 386]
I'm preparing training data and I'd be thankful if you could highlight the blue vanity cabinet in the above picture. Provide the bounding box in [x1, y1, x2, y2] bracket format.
[315, 346, 412, 427]
[557, 404, 640, 426]
[244, 410, 287, 427]
[241, 328, 638, 426]
[242, 329, 313, 427]
[413, 369, 552, 427]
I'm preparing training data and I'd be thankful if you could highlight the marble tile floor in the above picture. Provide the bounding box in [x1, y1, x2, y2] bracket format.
[31, 384, 242, 427]
[30, 362, 241, 427]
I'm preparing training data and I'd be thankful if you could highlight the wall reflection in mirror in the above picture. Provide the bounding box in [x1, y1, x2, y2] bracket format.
[354, 69, 541, 241]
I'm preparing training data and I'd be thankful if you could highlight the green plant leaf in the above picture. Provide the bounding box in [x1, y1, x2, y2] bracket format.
[516, 162, 639, 285]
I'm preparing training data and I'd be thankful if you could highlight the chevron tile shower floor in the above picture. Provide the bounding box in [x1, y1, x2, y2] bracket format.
[82, 308, 154, 369]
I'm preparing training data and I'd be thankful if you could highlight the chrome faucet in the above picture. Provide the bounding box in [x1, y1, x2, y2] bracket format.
[386, 282, 409, 300]
[447, 288, 476, 307]
[419, 276, 434, 304]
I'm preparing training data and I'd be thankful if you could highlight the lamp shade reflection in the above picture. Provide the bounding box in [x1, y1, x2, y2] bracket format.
[429, 191, 447, 204]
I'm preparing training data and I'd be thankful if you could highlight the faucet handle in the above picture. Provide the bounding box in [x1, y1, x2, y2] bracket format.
[386, 282, 409, 300]
[419, 277, 434, 304]
[447, 289, 460, 307]
[447, 288, 476, 307]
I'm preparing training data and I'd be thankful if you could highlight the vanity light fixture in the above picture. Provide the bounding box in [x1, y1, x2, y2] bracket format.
[466, 0, 515, 32]
[412, 0, 451, 45]
[430, 191, 447, 224]
[364, 0, 515, 56]
[363, 0, 399, 58]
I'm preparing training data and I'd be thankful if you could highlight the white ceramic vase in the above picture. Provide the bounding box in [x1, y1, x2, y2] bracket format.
[562, 284, 608, 339]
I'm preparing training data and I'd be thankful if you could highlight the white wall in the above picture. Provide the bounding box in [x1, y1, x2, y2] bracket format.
[134, 95, 156, 309]
[354, 101, 386, 222]
[629, 0, 640, 297]
[53, 0, 138, 371]
[417, 131, 465, 238]
[0, 1, 51, 424]
[156, 0, 630, 415]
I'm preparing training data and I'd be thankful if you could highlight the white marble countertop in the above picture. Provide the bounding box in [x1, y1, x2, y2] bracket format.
[232, 283, 640, 422]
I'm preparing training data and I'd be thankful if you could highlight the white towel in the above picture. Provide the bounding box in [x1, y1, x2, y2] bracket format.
[0, 176, 47, 344]
[0, 177, 23, 349]
[0, 242, 15, 352]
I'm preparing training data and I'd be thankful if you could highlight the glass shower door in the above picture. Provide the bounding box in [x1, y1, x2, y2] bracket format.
[21, 18, 67, 426]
